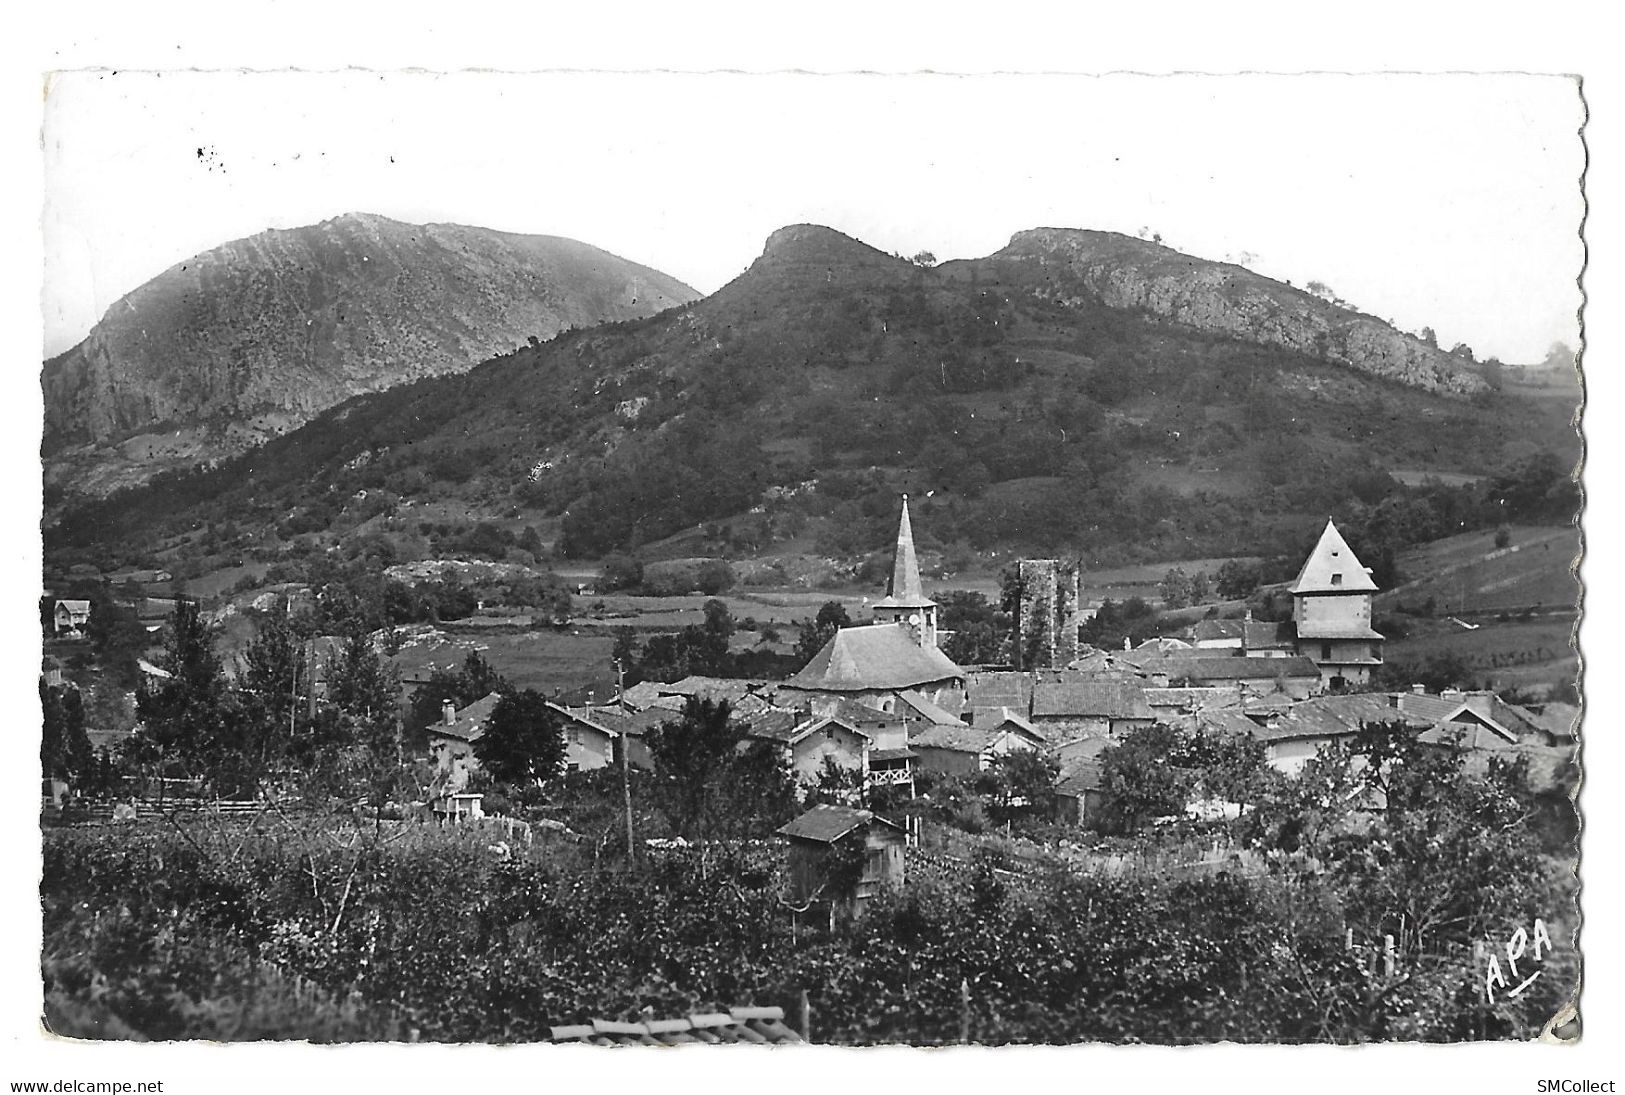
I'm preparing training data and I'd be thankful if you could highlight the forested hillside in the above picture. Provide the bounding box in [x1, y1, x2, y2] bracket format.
[45, 224, 1580, 577]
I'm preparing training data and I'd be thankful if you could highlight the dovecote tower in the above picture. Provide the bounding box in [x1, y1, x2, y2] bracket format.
[1289, 519, 1385, 689]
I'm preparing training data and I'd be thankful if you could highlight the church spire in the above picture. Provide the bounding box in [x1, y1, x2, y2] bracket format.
[888, 493, 925, 602]
[873, 493, 939, 646]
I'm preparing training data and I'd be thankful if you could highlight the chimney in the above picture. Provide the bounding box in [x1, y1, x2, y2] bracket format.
[1244, 608, 1253, 622]
[442, 699, 456, 726]
[1123, 636, 1132, 651]
[1411, 683, 1426, 695]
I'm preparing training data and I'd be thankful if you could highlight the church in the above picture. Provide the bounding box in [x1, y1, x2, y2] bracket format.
[783, 495, 967, 715]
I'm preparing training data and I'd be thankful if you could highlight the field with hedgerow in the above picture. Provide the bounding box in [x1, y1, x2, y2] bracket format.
[42, 791, 1573, 1044]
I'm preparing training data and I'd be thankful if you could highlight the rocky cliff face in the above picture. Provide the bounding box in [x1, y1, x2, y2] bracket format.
[43, 213, 699, 496]
[995, 228, 1486, 396]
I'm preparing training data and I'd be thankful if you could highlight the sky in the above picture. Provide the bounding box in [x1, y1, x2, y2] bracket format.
[42, 70, 1585, 364]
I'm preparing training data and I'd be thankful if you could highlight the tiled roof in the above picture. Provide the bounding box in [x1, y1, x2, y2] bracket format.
[1068, 649, 1117, 673]
[895, 689, 967, 727]
[559, 704, 674, 739]
[1115, 645, 1236, 668]
[1250, 693, 1426, 743]
[1135, 636, 1193, 652]
[1056, 734, 1113, 761]
[785, 623, 965, 692]
[618, 681, 670, 710]
[982, 708, 1045, 739]
[966, 671, 1033, 711]
[867, 746, 917, 763]
[1139, 655, 1323, 682]
[737, 707, 804, 743]
[824, 696, 904, 728]
[777, 804, 900, 843]
[1500, 701, 1580, 741]
[1194, 709, 1267, 738]
[1031, 677, 1153, 720]
[788, 715, 870, 746]
[1191, 618, 1243, 642]
[1293, 622, 1384, 640]
[1057, 760, 1107, 795]
[1289, 520, 1379, 594]
[1144, 686, 1241, 711]
[550, 1006, 804, 1045]
[1243, 618, 1297, 649]
[662, 676, 777, 701]
[910, 724, 998, 753]
[424, 692, 503, 743]
[1395, 692, 1518, 743]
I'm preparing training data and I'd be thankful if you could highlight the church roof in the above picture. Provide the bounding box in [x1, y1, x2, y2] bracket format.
[872, 494, 936, 610]
[784, 623, 965, 693]
[1290, 520, 1379, 594]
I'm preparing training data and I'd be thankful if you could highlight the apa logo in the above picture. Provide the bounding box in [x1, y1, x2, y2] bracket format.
[1484, 917, 1554, 1005]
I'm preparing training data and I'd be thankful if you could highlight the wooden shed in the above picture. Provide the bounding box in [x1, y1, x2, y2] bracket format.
[776, 804, 906, 914]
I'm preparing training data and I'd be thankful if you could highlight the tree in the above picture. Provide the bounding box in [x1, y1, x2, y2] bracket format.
[1160, 568, 1194, 608]
[910, 251, 938, 268]
[473, 690, 565, 786]
[794, 601, 851, 664]
[86, 589, 148, 688]
[408, 651, 510, 732]
[133, 600, 235, 786]
[1099, 724, 1194, 832]
[598, 553, 643, 592]
[328, 629, 398, 741]
[646, 698, 740, 840]
[645, 698, 796, 840]
[980, 749, 1061, 826]
[804, 754, 865, 809]
[1323, 722, 1548, 950]
[695, 559, 737, 596]
[40, 679, 95, 786]
[238, 599, 316, 749]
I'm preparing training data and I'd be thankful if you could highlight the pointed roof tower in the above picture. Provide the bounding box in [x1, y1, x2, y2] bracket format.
[873, 494, 936, 609]
[1289, 519, 1379, 594]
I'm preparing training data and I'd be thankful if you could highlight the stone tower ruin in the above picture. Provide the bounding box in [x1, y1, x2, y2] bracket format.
[1014, 558, 1081, 670]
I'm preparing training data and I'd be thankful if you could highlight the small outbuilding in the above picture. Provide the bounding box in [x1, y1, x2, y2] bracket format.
[777, 804, 907, 914]
[53, 599, 91, 637]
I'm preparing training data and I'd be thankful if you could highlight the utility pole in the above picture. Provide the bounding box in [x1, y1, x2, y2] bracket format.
[306, 637, 318, 721]
[616, 659, 635, 868]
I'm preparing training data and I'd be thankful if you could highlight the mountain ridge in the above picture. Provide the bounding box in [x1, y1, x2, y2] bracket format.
[45, 221, 1574, 578]
[43, 212, 700, 496]
[991, 227, 1486, 396]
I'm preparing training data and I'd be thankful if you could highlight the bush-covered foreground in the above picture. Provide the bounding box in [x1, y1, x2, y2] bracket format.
[41, 812, 1571, 1044]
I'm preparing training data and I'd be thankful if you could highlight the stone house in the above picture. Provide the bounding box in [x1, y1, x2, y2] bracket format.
[424, 692, 504, 791]
[1026, 674, 1156, 740]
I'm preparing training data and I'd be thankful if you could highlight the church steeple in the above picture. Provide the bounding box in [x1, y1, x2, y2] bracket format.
[888, 493, 925, 603]
[872, 494, 939, 647]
